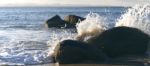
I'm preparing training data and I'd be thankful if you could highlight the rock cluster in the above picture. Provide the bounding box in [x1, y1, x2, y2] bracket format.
[52, 26, 150, 64]
[45, 15, 85, 28]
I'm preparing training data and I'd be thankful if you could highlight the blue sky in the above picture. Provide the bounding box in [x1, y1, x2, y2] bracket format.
[0, 0, 149, 7]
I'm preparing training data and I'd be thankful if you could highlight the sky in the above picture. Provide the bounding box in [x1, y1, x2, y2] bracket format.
[0, 0, 149, 7]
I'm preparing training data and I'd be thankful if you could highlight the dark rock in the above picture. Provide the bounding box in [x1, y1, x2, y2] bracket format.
[53, 40, 107, 64]
[45, 15, 66, 28]
[64, 15, 85, 27]
[88, 26, 150, 58]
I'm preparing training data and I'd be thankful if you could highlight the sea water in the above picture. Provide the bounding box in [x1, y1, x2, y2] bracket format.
[0, 5, 149, 65]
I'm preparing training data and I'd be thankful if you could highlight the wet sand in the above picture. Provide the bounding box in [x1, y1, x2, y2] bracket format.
[29, 63, 59, 66]
[29, 60, 149, 66]
[30, 62, 148, 66]
[30, 56, 150, 66]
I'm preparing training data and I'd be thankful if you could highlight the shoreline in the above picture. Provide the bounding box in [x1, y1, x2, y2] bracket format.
[30, 55, 150, 66]
[29, 62, 148, 66]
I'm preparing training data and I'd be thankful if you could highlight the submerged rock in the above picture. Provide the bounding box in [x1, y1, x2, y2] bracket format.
[53, 40, 107, 64]
[45, 15, 66, 28]
[88, 26, 150, 57]
[64, 15, 85, 28]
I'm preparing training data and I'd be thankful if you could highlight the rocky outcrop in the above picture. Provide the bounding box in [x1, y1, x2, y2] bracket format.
[53, 40, 107, 64]
[45, 15, 66, 28]
[52, 26, 150, 64]
[45, 15, 85, 28]
[88, 26, 150, 57]
[64, 15, 85, 27]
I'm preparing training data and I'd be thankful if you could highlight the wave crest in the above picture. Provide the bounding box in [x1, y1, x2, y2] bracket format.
[116, 4, 150, 35]
[76, 12, 108, 41]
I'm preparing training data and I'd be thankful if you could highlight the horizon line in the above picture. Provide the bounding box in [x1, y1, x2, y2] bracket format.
[0, 5, 131, 8]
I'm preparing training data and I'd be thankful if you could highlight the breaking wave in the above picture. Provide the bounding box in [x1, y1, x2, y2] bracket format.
[116, 4, 150, 35]
[76, 12, 109, 41]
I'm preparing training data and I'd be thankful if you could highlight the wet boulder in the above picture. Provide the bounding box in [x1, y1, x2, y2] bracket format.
[88, 26, 150, 58]
[53, 40, 107, 64]
[64, 15, 85, 28]
[45, 15, 66, 28]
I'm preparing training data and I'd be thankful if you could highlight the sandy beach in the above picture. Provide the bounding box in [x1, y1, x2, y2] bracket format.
[30, 62, 148, 66]
[30, 55, 150, 66]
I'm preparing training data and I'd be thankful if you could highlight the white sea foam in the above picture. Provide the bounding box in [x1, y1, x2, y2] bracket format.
[76, 12, 108, 41]
[0, 29, 52, 65]
[116, 4, 150, 35]
[47, 29, 76, 56]
[0, 28, 77, 65]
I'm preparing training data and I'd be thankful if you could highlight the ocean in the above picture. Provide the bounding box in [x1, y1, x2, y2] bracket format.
[0, 4, 149, 65]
